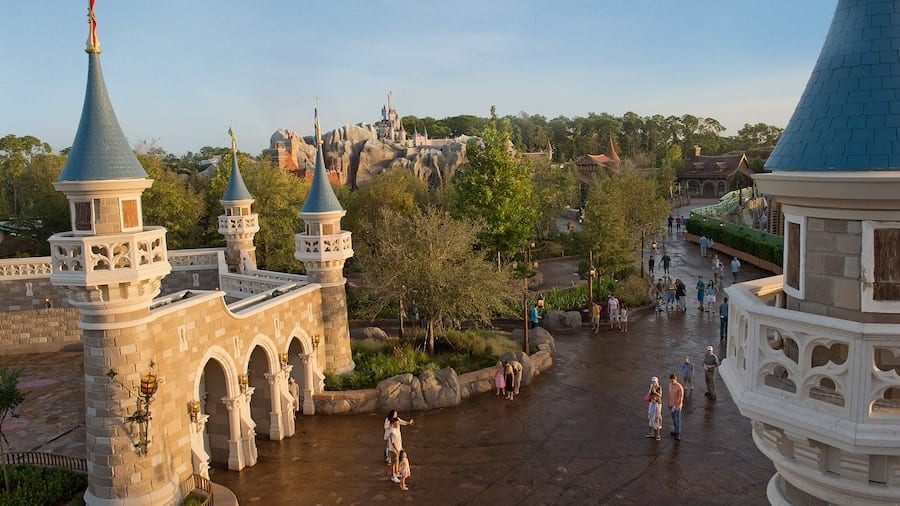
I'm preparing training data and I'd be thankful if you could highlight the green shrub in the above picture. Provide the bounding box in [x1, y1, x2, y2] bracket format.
[614, 275, 652, 308]
[686, 215, 783, 266]
[0, 465, 88, 506]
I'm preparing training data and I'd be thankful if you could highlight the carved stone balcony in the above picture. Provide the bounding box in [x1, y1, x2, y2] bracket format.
[217, 214, 259, 236]
[48, 227, 170, 287]
[294, 231, 353, 263]
[722, 275, 900, 504]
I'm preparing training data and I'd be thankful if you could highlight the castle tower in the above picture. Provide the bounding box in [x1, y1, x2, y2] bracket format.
[722, 1, 900, 504]
[47, 2, 176, 503]
[295, 109, 354, 374]
[218, 130, 259, 273]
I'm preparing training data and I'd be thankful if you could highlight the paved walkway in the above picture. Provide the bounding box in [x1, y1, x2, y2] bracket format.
[7, 204, 776, 505]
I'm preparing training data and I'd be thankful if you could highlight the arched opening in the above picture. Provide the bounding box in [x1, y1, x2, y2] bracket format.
[716, 181, 727, 196]
[702, 181, 716, 197]
[287, 338, 307, 411]
[247, 346, 272, 436]
[200, 358, 230, 467]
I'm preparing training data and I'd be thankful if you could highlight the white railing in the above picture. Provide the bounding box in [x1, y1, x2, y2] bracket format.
[0, 257, 53, 279]
[217, 214, 259, 234]
[723, 275, 900, 450]
[48, 227, 169, 284]
[220, 273, 305, 299]
[169, 249, 223, 271]
[294, 231, 353, 261]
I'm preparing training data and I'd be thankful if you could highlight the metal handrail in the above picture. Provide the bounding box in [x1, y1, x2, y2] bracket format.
[3, 451, 87, 473]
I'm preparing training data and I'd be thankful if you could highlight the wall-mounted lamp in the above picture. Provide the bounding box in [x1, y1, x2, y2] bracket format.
[189, 400, 201, 423]
[239, 373, 249, 392]
[313, 335, 320, 350]
[107, 362, 158, 455]
[280, 352, 289, 367]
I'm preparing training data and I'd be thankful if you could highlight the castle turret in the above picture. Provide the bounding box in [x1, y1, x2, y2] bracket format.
[218, 130, 259, 273]
[723, 1, 900, 504]
[295, 109, 354, 374]
[48, 2, 176, 503]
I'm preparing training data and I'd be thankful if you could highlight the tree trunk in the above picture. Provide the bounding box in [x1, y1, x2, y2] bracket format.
[0, 427, 9, 492]
[427, 319, 435, 355]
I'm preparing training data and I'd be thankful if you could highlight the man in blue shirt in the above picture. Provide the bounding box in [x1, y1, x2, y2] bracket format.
[529, 302, 541, 329]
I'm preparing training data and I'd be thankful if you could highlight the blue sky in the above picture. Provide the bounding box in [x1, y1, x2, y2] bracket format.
[3, 1, 837, 156]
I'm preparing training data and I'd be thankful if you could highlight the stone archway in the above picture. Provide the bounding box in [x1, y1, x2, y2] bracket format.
[199, 358, 230, 468]
[247, 346, 272, 436]
[703, 181, 716, 197]
[286, 331, 320, 415]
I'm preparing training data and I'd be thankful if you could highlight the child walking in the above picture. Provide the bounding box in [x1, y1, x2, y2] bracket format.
[619, 304, 628, 332]
[398, 450, 411, 491]
[682, 355, 694, 391]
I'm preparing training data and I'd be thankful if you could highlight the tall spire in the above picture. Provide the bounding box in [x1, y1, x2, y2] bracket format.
[58, 0, 146, 182]
[301, 107, 343, 213]
[222, 127, 252, 201]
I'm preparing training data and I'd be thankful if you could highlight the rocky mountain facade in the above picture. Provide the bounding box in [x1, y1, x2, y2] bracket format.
[270, 124, 474, 189]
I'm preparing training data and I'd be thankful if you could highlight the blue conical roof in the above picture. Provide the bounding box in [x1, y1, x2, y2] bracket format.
[222, 150, 252, 201]
[300, 115, 343, 214]
[766, 0, 900, 172]
[58, 53, 146, 181]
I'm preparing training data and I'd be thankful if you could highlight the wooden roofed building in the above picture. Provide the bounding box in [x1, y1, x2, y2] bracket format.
[676, 145, 753, 198]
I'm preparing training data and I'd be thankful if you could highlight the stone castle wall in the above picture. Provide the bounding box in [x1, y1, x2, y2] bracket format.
[0, 307, 81, 354]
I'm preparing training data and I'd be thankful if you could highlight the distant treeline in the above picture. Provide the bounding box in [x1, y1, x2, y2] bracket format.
[400, 112, 783, 167]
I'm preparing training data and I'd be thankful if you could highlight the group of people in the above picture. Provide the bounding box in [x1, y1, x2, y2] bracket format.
[652, 276, 687, 313]
[643, 346, 720, 441]
[495, 360, 523, 400]
[666, 214, 686, 234]
[383, 409, 414, 490]
[589, 294, 628, 333]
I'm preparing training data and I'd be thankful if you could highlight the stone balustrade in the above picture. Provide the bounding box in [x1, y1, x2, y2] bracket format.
[723, 275, 900, 451]
[295, 231, 353, 260]
[168, 249, 222, 270]
[220, 273, 303, 299]
[48, 227, 169, 285]
[0, 257, 53, 279]
[217, 214, 259, 233]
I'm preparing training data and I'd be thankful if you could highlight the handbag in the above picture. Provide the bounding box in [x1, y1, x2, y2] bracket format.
[643, 392, 652, 402]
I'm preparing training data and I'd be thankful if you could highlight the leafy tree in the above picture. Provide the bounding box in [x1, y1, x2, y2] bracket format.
[344, 169, 430, 261]
[530, 160, 577, 239]
[0, 365, 24, 492]
[735, 123, 784, 151]
[0, 135, 51, 217]
[138, 153, 204, 250]
[581, 170, 669, 275]
[359, 206, 514, 354]
[450, 107, 537, 261]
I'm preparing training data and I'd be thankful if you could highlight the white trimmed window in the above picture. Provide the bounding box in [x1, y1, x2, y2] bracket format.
[862, 221, 900, 313]
[782, 213, 805, 299]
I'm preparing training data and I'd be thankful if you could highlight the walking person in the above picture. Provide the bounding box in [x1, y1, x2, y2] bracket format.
[661, 253, 671, 276]
[397, 450, 411, 491]
[668, 374, 684, 440]
[682, 355, 694, 392]
[648, 255, 655, 277]
[711, 254, 723, 284]
[666, 278, 676, 310]
[703, 346, 720, 400]
[705, 279, 717, 312]
[590, 300, 601, 334]
[699, 235, 708, 257]
[675, 215, 682, 232]
[730, 257, 742, 283]
[719, 297, 729, 342]
[494, 361, 506, 396]
[607, 293, 620, 330]
[696, 276, 706, 312]
[644, 377, 664, 441]
[667, 215, 674, 233]
[619, 304, 629, 333]
[675, 278, 686, 312]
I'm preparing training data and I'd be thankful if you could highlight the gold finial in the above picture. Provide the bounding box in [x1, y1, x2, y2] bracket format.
[314, 100, 323, 147]
[228, 126, 236, 153]
[86, 0, 101, 54]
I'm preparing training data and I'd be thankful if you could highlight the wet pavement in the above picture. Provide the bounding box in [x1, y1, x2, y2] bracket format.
[6, 203, 776, 505]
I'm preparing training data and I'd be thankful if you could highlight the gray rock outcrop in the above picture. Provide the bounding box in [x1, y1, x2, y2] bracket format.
[543, 310, 583, 330]
[512, 326, 556, 352]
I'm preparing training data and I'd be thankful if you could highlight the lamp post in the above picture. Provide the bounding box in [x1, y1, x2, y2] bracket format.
[588, 250, 596, 304]
[523, 240, 535, 354]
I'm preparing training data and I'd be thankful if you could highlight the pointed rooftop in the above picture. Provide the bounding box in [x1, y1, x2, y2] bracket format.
[766, 0, 900, 171]
[300, 109, 343, 214]
[58, 4, 146, 182]
[222, 129, 252, 201]
[605, 135, 620, 162]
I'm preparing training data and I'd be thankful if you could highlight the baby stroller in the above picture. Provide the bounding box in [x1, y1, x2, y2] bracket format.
[655, 295, 667, 314]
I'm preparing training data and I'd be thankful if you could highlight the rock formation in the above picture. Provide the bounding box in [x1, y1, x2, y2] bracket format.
[271, 124, 473, 189]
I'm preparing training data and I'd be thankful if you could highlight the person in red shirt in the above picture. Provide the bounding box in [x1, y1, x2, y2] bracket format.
[668, 374, 684, 440]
